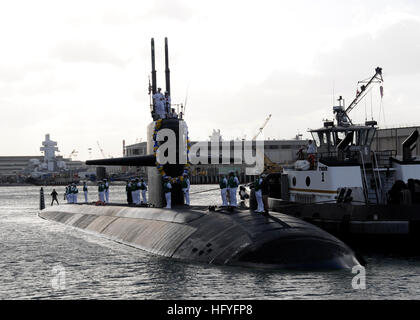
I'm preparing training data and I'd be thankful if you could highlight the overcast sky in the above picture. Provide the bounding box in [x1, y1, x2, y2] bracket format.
[1, 0, 420, 160]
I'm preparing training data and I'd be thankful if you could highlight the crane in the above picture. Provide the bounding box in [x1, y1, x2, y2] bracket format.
[335, 67, 384, 126]
[251, 114, 281, 173]
[96, 141, 106, 158]
[252, 114, 272, 140]
[67, 149, 78, 159]
[346, 67, 383, 116]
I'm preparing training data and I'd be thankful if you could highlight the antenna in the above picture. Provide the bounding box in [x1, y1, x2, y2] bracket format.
[164, 37, 170, 96]
[151, 38, 157, 95]
[183, 84, 189, 116]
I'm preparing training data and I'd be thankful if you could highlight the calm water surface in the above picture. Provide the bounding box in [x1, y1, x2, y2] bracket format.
[1, 185, 420, 299]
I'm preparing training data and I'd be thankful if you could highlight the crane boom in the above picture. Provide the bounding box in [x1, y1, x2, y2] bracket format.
[252, 114, 272, 140]
[345, 67, 383, 115]
[96, 141, 106, 158]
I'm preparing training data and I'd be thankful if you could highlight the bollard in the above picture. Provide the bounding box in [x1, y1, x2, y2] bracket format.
[40, 187, 45, 210]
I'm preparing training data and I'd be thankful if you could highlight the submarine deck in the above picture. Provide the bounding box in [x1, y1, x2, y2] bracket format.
[39, 203, 359, 269]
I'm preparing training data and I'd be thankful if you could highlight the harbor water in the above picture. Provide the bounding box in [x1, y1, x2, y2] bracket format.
[1, 185, 420, 299]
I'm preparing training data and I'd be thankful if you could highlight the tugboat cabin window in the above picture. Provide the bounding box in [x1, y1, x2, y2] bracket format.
[312, 133, 321, 147]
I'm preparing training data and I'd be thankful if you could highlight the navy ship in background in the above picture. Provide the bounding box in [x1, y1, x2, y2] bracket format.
[260, 67, 420, 254]
[39, 38, 361, 270]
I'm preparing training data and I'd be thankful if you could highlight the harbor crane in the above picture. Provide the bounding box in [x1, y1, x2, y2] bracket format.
[67, 149, 78, 159]
[252, 114, 272, 140]
[251, 114, 281, 173]
[96, 141, 112, 158]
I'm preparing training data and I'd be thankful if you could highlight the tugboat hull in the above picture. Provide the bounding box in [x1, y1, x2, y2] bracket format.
[269, 198, 420, 254]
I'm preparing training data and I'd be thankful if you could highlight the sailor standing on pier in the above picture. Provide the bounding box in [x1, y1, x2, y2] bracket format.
[104, 179, 109, 203]
[83, 182, 88, 203]
[227, 172, 240, 207]
[140, 178, 147, 205]
[163, 177, 172, 209]
[182, 173, 190, 206]
[51, 189, 59, 206]
[219, 175, 228, 206]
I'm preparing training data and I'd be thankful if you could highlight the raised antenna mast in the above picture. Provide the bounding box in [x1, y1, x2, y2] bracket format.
[151, 38, 157, 95]
[164, 37, 170, 96]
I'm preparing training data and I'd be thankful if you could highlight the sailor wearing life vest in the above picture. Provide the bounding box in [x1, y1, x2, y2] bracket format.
[104, 179, 109, 203]
[219, 175, 228, 206]
[254, 175, 265, 213]
[163, 177, 172, 209]
[71, 183, 78, 203]
[227, 172, 240, 207]
[83, 182, 88, 203]
[181, 173, 190, 206]
[140, 178, 147, 204]
[98, 181, 105, 203]
[153, 88, 166, 119]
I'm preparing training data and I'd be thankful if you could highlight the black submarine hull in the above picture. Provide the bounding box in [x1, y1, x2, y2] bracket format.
[39, 204, 360, 270]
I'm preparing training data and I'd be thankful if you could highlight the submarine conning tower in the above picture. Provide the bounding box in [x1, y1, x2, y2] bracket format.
[86, 37, 188, 208]
[147, 118, 189, 207]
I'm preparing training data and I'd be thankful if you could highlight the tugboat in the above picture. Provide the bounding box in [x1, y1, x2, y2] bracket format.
[265, 67, 420, 254]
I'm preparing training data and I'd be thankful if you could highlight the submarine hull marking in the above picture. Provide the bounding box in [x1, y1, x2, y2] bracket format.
[39, 204, 359, 269]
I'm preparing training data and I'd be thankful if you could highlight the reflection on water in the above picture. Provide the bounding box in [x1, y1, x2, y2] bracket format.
[1, 185, 420, 299]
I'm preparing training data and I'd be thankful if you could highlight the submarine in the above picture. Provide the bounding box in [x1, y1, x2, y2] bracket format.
[39, 38, 361, 270]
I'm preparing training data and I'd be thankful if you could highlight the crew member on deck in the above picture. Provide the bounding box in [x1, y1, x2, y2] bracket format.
[163, 177, 172, 209]
[254, 175, 264, 213]
[140, 178, 147, 205]
[261, 174, 269, 214]
[153, 88, 166, 119]
[164, 91, 171, 115]
[131, 179, 138, 205]
[69, 183, 74, 203]
[51, 189, 59, 206]
[219, 175, 228, 206]
[134, 178, 141, 205]
[307, 140, 317, 170]
[172, 108, 179, 119]
[104, 179, 109, 203]
[227, 172, 240, 207]
[126, 180, 133, 204]
[98, 181, 105, 203]
[182, 173, 190, 206]
[65, 185, 70, 203]
[72, 183, 78, 204]
[83, 182, 88, 203]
